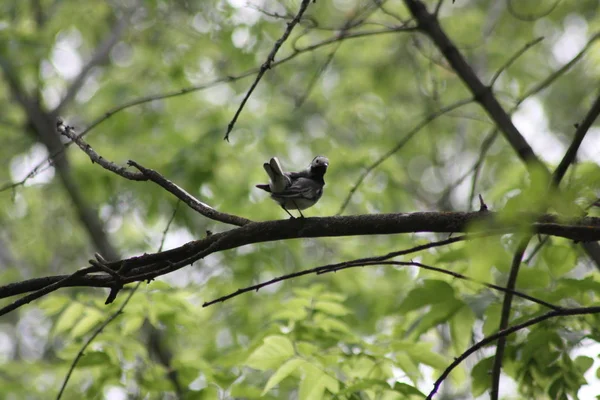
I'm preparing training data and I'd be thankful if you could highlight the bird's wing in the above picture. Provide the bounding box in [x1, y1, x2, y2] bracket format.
[272, 177, 322, 200]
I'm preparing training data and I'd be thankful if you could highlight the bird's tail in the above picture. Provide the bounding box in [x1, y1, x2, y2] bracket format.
[263, 157, 288, 192]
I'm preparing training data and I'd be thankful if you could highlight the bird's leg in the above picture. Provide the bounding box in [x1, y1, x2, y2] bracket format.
[292, 201, 304, 218]
[281, 205, 295, 219]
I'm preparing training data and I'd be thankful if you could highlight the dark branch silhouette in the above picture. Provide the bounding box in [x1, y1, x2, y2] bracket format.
[224, 0, 312, 141]
[426, 305, 600, 399]
[2, 211, 599, 317]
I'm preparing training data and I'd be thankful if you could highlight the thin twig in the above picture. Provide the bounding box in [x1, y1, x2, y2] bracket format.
[55, 281, 140, 400]
[337, 97, 474, 215]
[224, 0, 312, 141]
[490, 236, 529, 400]
[57, 120, 146, 180]
[0, 25, 414, 193]
[489, 37, 544, 87]
[127, 161, 252, 227]
[426, 305, 600, 399]
[320, 260, 561, 310]
[203, 232, 495, 306]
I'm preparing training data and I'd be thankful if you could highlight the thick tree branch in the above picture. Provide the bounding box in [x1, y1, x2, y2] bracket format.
[1, 211, 599, 316]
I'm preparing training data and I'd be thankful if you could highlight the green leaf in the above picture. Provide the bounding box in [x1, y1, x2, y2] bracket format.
[246, 335, 294, 371]
[574, 356, 594, 374]
[54, 303, 85, 336]
[436, 247, 466, 263]
[121, 315, 145, 335]
[298, 363, 339, 400]
[516, 266, 550, 289]
[482, 303, 502, 336]
[543, 243, 577, 276]
[38, 295, 70, 316]
[77, 350, 111, 367]
[262, 358, 305, 394]
[394, 342, 449, 370]
[70, 308, 105, 338]
[471, 356, 494, 397]
[313, 300, 351, 316]
[399, 280, 455, 313]
[410, 298, 463, 338]
[450, 304, 475, 354]
[314, 315, 352, 334]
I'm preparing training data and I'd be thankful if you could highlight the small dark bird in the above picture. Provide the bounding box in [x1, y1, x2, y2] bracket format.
[256, 156, 329, 218]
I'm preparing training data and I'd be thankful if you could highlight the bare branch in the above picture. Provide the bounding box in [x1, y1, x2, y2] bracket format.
[518, 32, 600, 105]
[57, 120, 146, 181]
[56, 120, 251, 227]
[224, 0, 313, 141]
[490, 236, 529, 400]
[320, 261, 560, 310]
[203, 233, 482, 306]
[337, 97, 474, 215]
[552, 93, 600, 185]
[489, 37, 544, 87]
[127, 161, 252, 227]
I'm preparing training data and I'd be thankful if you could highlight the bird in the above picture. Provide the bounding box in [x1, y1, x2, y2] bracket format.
[256, 156, 329, 218]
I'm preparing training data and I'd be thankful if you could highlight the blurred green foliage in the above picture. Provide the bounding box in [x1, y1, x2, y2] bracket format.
[1, 0, 600, 399]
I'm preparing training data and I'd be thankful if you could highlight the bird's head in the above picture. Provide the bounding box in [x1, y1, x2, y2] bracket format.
[310, 156, 329, 174]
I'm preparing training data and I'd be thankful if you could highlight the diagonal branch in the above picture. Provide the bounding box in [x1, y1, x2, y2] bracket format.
[552, 93, 600, 185]
[337, 97, 474, 214]
[1, 25, 414, 193]
[402, 0, 546, 171]
[127, 160, 252, 226]
[224, 0, 312, 141]
[426, 305, 600, 399]
[56, 120, 251, 227]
